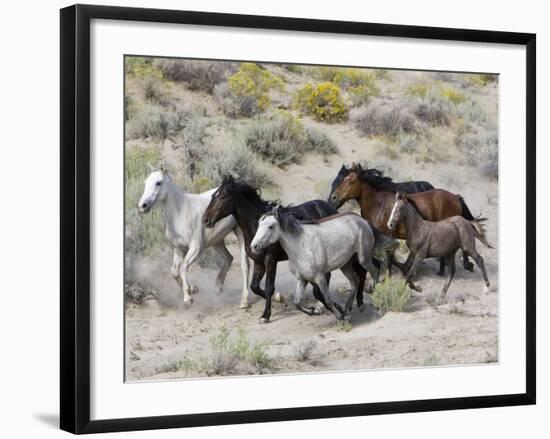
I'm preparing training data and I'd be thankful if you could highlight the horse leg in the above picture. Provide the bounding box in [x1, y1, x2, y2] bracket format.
[405, 250, 426, 293]
[293, 278, 311, 315]
[468, 250, 490, 294]
[340, 261, 359, 317]
[314, 274, 344, 320]
[179, 244, 201, 305]
[211, 243, 233, 296]
[437, 257, 446, 276]
[259, 256, 278, 323]
[250, 262, 266, 299]
[352, 257, 367, 311]
[234, 226, 252, 308]
[311, 273, 331, 315]
[170, 247, 184, 290]
[463, 250, 475, 272]
[436, 250, 457, 306]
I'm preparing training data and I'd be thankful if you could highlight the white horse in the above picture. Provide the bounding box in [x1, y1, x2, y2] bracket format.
[137, 166, 251, 308]
[250, 209, 379, 320]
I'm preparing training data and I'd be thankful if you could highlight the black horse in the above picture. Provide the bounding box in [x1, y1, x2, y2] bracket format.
[202, 176, 369, 322]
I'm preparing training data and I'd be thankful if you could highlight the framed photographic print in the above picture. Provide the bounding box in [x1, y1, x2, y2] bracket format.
[60, 4, 536, 434]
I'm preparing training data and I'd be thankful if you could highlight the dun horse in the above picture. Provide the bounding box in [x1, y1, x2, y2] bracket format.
[387, 192, 493, 305]
[251, 209, 380, 320]
[202, 176, 368, 322]
[329, 163, 479, 275]
[138, 167, 251, 307]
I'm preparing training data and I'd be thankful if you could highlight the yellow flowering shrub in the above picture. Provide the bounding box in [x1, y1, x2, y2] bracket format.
[440, 86, 467, 105]
[294, 82, 347, 122]
[227, 63, 285, 111]
[406, 83, 430, 98]
[314, 67, 379, 105]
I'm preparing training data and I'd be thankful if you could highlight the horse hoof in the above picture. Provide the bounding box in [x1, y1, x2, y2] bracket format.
[239, 301, 250, 309]
[273, 292, 285, 303]
[259, 317, 270, 324]
[183, 297, 193, 307]
[359, 303, 366, 313]
[190, 286, 200, 295]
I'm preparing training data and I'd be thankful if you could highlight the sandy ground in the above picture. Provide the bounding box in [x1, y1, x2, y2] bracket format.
[125, 126, 499, 380]
[126, 253, 498, 380]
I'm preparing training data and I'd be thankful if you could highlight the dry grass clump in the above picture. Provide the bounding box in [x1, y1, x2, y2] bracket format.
[157, 327, 273, 376]
[371, 277, 411, 312]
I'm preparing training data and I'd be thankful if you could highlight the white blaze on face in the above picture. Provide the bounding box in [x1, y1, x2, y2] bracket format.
[138, 170, 164, 213]
[251, 215, 280, 253]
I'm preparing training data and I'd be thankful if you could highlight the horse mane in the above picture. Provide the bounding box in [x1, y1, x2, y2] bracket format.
[219, 175, 280, 210]
[271, 207, 303, 235]
[356, 167, 400, 191]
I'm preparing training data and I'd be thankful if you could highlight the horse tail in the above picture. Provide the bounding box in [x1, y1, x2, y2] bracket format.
[457, 194, 475, 220]
[471, 220, 494, 249]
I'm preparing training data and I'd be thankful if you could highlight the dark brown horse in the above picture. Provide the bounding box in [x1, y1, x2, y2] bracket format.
[329, 163, 480, 274]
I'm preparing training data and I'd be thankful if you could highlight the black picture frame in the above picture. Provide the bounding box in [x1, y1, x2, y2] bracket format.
[60, 4, 536, 434]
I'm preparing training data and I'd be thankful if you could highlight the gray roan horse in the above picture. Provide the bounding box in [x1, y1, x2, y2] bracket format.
[250, 209, 380, 320]
[138, 166, 251, 307]
[387, 192, 493, 305]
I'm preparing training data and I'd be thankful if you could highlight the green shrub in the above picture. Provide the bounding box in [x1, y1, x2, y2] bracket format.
[244, 111, 337, 166]
[466, 73, 497, 87]
[125, 103, 192, 140]
[313, 67, 379, 107]
[214, 82, 261, 117]
[406, 83, 430, 98]
[460, 130, 498, 179]
[408, 95, 452, 126]
[208, 327, 272, 375]
[440, 86, 468, 105]
[294, 82, 348, 122]
[351, 100, 419, 137]
[154, 59, 237, 92]
[199, 137, 269, 187]
[371, 277, 411, 312]
[125, 147, 165, 255]
[125, 57, 163, 80]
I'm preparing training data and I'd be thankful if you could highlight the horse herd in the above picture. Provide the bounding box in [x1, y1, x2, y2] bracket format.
[137, 163, 493, 323]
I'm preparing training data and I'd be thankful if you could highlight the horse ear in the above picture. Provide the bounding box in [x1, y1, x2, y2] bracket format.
[397, 191, 406, 200]
[147, 162, 155, 172]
